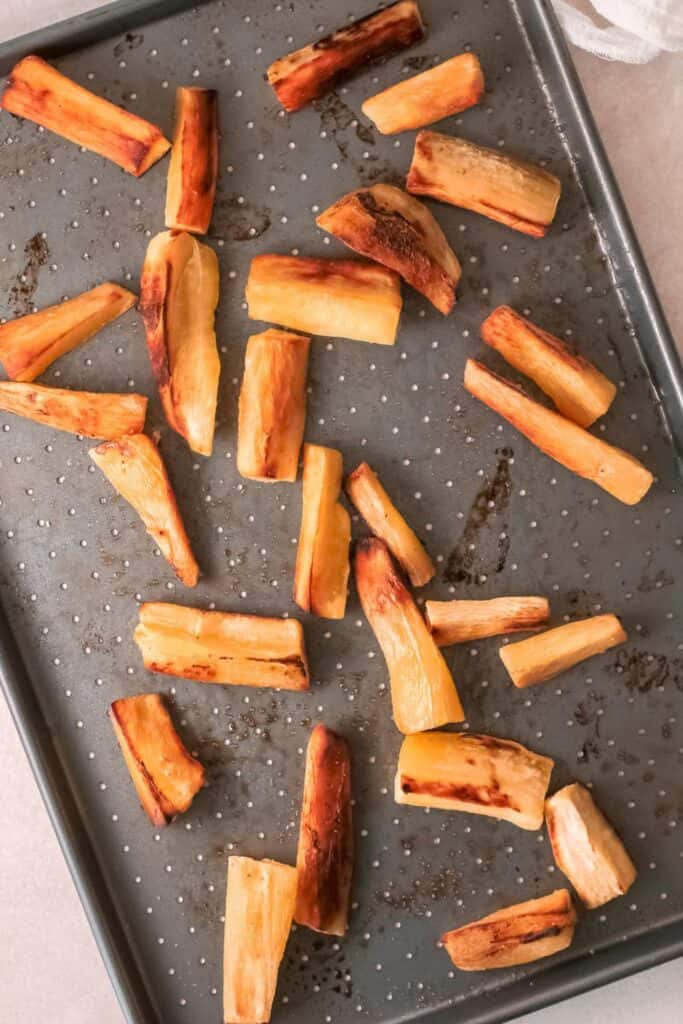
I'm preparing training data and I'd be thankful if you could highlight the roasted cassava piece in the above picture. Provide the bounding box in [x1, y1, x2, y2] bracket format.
[362, 52, 484, 134]
[89, 434, 199, 587]
[426, 596, 550, 646]
[355, 538, 464, 732]
[110, 693, 204, 827]
[546, 783, 637, 908]
[237, 329, 310, 482]
[317, 184, 461, 314]
[246, 254, 402, 346]
[407, 130, 561, 237]
[223, 856, 297, 1024]
[135, 602, 309, 690]
[0, 282, 136, 382]
[0, 381, 147, 438]
[267, 0, 425, 112]
[294, 444, 351, 619]
[139, 230, 220, 456]
[481, 306, 616, 428]
[165, 87, 218, 234]
[395, 731, 553, 830]
[500, 613, 627, 688]
[442, 889, 576, 970]
[0, 55, 170, 175]
[345, 461, 435, 586]
[464, 359, 653, 505]
[295, 724, 353, 936]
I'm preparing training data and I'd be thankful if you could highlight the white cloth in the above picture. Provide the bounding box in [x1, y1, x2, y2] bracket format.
[553, 0, 683, 62]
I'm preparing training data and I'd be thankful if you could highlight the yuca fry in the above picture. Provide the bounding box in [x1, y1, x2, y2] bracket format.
[464, 359, 653, 505]
[426, 596, 550, 646]
[0, 381, 147, 438]
[267, 0, 425, 112]
[0, 55, 169, 175]
[135, 601, 309, 691]
[345, 461, 435, 586]
[0, 282, 136, 382]
[89, 434, 199, 587]
[481, 305, 616, 427]
[407, 130, 561, 237]
[362, 52, 484, 134]
[165, 87, 218, 234]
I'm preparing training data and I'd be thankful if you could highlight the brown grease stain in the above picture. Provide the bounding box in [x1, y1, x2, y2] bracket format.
[214, 193, 271, 241]
[444, 449, 512, 585]
[9, 233, 50, 314]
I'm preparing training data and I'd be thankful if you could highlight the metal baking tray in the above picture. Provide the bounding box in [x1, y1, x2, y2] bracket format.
[0, 1, 681, 1023]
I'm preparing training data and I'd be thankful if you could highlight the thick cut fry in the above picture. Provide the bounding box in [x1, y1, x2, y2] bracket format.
[294, 445, 350, 620]
[426, 596, 550, 646]
[0, 55, 169, 176]
[223, 857, 297, 1024]
[246, 254, 402, 346]
[481, 306, 616, 427]
[464, 359, 653, 505]
[395, 731, 553, 830]
[442, 889, 576, 971]
[355, 538, 464, 733]
[110, 693, 204, 826]
[267, 0, 425, 113]
[499, 613, 627, 689]
[0, 282, 136, 382]
[407, 130, 561, 237]
[0, 381, 146, 438]
[345, 462, 434, 586]
[89, 435, 199, 587]
[135, 602, 309, 691]
[295, 725, 353, 936]
[317, 185, 461, 314]
[237, 329, 310, 482]
[546, 783, 637, 908]
[165, 87, 218, 234]
[362, 52, 484, 135]
[139, 231, 220, 456]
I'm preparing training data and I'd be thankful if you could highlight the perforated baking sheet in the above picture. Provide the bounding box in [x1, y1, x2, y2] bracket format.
[0, 2, 681, 1024]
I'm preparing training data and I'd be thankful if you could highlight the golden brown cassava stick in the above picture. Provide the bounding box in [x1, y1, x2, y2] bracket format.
[316, 184, 461, 314]
[442, 889, 576, 971]
[245, 254, 402, 346]
[395, 730, 553, 830]
[294, 444, 351, 620]
[110, 693, 204, 827]
[165, 87, 218, 234]
[267, 0, 425, 112]
[223, 857, 297, 1024]
[89, 434, 199, 587]
[237, 329, 310, 482]
[545, 783, 637, 908]
[0, 381, 147, 438]
[134, 602, 309, 691]
[0, 55, 170, 175]
[345, 461, 435, 586]
[139, 230, 220, 456]
[295, 724, 353, 936]
[362, 52, 484, 134]
[425, 596, 550, 646]
[0, 282, 136, 382]
[407, 130, 561, 237]
[354, 538, 464, 733]
[499, 613, 627, 688]
[464, 359, 653, 505]
[481, 305, 616, 427]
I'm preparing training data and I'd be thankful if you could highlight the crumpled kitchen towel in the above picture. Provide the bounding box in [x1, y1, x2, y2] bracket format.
[553, 0, 683, 62]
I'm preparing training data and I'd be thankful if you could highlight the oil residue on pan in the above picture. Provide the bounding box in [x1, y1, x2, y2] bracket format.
[0, 1, 681, 1024]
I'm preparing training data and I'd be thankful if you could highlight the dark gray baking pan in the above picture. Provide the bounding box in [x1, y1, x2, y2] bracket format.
[0, 1, 681, 1023]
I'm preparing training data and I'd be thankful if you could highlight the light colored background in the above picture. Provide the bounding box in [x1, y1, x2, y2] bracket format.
[0, 3, 681, 1023]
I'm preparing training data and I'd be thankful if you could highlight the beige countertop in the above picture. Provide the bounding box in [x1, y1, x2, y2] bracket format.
[0, 4, 681, 1024]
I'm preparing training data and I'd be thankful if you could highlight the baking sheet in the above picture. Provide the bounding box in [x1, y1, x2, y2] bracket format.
[0, 1, 681, 1023]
